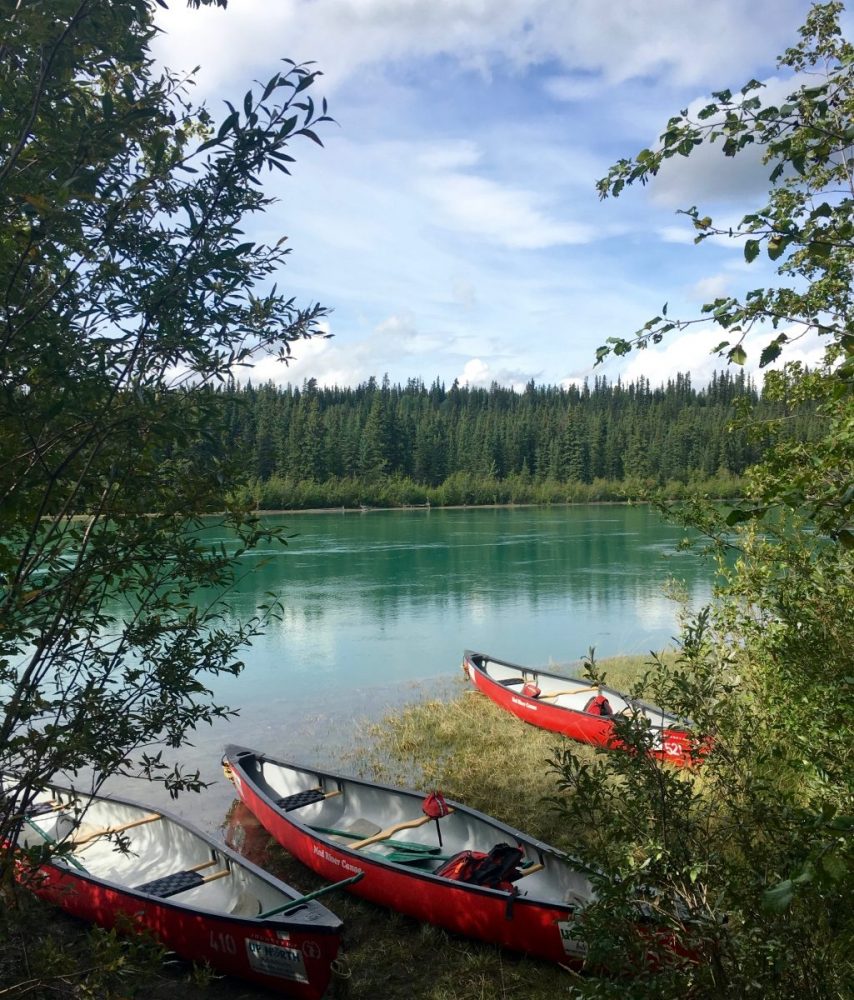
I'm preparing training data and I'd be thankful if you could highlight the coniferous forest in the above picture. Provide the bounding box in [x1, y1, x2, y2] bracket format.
[216, 369, 817, 509]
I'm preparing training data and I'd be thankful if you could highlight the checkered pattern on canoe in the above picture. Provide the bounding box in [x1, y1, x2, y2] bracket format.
[277, 789, 325, 811]
[135, 869, 205, 898]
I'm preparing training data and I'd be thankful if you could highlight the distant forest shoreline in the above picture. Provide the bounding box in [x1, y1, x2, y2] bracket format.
[214, 370, 816, 511]
[246, 497, 732, 516]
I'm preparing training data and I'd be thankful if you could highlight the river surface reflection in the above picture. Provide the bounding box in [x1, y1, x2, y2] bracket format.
[102, 505, 712, 828]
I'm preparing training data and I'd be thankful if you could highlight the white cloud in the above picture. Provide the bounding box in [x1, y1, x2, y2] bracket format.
[153, 0, 809, 98]
[250, 311, 467, 388]
[419, 171, 595, 248]
[658, 225, 695, 245]
[615, 323, 827, 388]
[415, 142, 482, 172]
[691, 275, 729, 301]
[458, 357, 537, 391]
[543, 73, 603, 103]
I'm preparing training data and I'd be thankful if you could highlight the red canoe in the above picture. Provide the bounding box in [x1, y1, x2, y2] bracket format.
[11, 779, 347, 998]
[223, 744, 595, 968]
[463, 650, 700, 767]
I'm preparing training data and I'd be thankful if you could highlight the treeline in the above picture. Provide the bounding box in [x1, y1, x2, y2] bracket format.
[210, 371, 818, 509]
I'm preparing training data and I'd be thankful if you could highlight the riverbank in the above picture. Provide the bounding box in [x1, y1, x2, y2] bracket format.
[231, 470, 743, 513]
[1, 654, 658, 999]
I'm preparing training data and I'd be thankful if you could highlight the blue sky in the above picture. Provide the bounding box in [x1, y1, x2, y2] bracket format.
[152, 0, 835, 390]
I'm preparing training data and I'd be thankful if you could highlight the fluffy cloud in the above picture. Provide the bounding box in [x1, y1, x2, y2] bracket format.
[153, 0, 809, 97]
[615, 324, 827, 388]
[690, 274, 730, 301]
[458, 358, 539, 391]
[147, 0, 825, 391]
[418, 171, 595, 249]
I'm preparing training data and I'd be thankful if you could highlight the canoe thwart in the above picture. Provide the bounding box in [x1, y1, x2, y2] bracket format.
[277, 787, 342, 811]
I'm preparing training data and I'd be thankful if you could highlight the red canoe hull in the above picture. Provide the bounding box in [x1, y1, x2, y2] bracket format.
[21, 862, 339, 998]
[226, 755, 586, 968]
[463, 652, 699, 767]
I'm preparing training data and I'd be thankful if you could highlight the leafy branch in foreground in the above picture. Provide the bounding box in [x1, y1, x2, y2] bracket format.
[550, 5, 853, 998]
[0, 0, 331, 866]
[595, 1, 853, 379]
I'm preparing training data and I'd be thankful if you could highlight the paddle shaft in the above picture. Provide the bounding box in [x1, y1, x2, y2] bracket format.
[350, 808, 455, 850]
[539, 685, 600, 700]
[22, 816, 88, 873]
[258, 873, 365, 918]
[74, 812, 161, 849]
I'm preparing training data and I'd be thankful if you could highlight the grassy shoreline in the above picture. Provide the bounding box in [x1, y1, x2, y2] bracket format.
[2, 653, 665, 999]
[231, 472, 743, 514]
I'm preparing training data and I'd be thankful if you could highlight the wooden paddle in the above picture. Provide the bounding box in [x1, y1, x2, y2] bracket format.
[259, 872, 365, 918]
[73, 812, 161, 850]
[350, 808, 455, 850]
[538, 685, 599, 700]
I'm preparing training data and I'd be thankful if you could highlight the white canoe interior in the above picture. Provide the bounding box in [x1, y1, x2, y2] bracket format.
[16, 786, 296, 918]
[472, 654, 683, 741]
[246, 753, 594, 911]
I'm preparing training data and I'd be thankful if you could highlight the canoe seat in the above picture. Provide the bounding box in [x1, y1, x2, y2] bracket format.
[135, 870, 205, 898]
[277, 789, 326, 811]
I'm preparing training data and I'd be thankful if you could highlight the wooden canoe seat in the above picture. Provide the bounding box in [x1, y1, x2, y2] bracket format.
[73, 812, 161, 848]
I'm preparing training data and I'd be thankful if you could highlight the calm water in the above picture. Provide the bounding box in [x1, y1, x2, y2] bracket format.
[104, 505, 713, 825]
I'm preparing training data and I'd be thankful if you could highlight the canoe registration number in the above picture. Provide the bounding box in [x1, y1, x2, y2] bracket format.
[245, 938, 309, 982]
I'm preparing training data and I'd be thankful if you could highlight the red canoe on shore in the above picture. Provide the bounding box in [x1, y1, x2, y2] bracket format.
[223, 744, 596, 968]
[463, 650, 701, 767]
[10, 778, 348, 998]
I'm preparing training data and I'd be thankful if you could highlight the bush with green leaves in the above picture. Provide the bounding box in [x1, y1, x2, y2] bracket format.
[551, 4, 853, 997]
[0, 0, 330, 861]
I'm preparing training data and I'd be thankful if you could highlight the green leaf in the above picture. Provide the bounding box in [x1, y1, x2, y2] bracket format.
[744, 238, 761, 263]
[725, 506, 767, 526]
[762, 879, 794, 913]
[819, 852, 847, 882]
[837, 529, 854, 550]
[729, 345, 747, 365]
[767, 236, 789, 260]
[759, 341, 783, 367]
